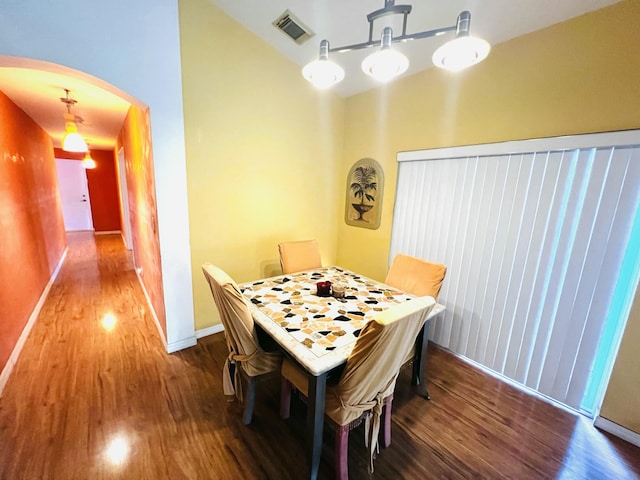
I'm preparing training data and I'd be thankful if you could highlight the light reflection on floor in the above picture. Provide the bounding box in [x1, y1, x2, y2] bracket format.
[105, 435, 130, 466]
[101, 312, 117, 332]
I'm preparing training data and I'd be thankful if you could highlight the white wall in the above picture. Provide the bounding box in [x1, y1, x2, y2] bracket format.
[0, 0, 195, 351]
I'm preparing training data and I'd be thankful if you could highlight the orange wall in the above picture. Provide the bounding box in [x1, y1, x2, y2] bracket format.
[117, 105, 166, 337]
[54, 148, 122, 232]
[0, 91, 66, 372]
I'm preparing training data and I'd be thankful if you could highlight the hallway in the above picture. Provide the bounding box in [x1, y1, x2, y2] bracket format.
[0, 233, 243, 479]
[0, 233, 639, 479]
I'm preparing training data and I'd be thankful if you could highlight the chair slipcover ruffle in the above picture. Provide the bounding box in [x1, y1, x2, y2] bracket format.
[283, 296, 436, 475]
[202, 263, 281, 402]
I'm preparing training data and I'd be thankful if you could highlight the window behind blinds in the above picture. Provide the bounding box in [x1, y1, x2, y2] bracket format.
[391, 131, 640, 411]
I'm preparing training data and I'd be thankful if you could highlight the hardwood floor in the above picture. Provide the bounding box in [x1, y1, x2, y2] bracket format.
[0, 232, 638, 479]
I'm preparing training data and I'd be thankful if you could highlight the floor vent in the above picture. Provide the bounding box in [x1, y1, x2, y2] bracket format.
[273, 9, 314, 45]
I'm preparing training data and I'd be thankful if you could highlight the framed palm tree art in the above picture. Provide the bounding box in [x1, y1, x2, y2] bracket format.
[344, 158, 384, 229]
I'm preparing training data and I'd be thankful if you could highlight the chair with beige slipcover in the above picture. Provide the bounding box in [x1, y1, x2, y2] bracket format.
[384, 253, 447, 399]
[278, 239, 322, 274]
[280, 296, 436, 480]
[384, 253, 447, 299]
[202, 263, 281, 425]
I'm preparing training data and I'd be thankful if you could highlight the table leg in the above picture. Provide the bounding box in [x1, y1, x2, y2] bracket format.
[306, 372, 327, 480]
[412, 319, 431, 399]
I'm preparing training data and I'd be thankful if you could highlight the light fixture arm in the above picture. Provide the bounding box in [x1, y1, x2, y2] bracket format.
[325, 2, 470, 54]
[456, 10, 471, 37]
[59, 88, 88, 153]
[366, 1, 412, 40]
[60, 88, 77, 115]
[318, 39, 330, 60]
[380, 27, 393, 50]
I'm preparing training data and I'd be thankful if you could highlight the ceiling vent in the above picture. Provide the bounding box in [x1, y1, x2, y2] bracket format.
[273, 9, 314, 45]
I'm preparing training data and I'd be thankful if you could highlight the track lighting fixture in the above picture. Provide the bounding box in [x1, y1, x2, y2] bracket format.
[302, 1, 490, 89]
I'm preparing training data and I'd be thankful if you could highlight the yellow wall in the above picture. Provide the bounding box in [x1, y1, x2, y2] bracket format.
[336, 0, 640, 432]
[600, 295, 640, 434]
[178, 0, 344, 331]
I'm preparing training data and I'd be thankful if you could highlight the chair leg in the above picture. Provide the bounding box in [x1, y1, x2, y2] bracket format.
[335, 425, 349, 480]
[243, 376, 257, 425]
[280, 377, 292, 419]
[381, 396, 393, 448]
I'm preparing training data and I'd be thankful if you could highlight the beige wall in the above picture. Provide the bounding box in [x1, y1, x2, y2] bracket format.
[600, 293, 640, 434]
[178, 0, 345, 331]
[336, 0, 640, 433]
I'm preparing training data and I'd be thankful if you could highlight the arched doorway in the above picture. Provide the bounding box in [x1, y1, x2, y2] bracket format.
[0, 59, 172, 382]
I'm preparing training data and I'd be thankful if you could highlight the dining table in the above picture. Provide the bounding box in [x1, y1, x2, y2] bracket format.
[239, 266, 445, 480]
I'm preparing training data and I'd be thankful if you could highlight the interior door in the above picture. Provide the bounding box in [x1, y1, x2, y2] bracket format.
[55, 158, 94, 231]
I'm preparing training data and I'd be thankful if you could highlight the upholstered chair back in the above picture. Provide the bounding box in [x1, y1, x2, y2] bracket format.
[384, 254, 447, 299]
[278, 239, 322, 274]
[202, 263, 280, 387]
[326, 296, 436, 425]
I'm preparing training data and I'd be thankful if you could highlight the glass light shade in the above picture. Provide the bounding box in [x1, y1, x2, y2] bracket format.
[302, 59, 345, 89]
[62, 114, 88, 153]
[432, 36, 490, 72]
[82, 152, 96, 169]
[361, 48, 409, 83]
[62, 131, 88, 153]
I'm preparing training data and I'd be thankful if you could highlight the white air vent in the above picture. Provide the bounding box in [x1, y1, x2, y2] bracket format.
[272, 9, 314, 45]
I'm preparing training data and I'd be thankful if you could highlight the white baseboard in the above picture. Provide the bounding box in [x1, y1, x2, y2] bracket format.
[95, 230, 121, 235]
[164, 324, 222, 352]
[594, 416, 640, 447]
[195, 324, 224, 339]
[133, 269, 198, 353]
[167, 337, 198, 353]
[0, 247, 68, 397]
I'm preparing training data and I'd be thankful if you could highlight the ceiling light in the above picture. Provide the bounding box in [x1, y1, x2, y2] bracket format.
[361, 27, 409, 83]
[82, 150, 96, 169]
[60, 89, 88, 153]
[302, 40, 345, 89]
[432, 11, 491, 72]
[302, 2, 490, 89]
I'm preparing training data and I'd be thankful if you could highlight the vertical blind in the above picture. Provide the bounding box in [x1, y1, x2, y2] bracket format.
[391, 131, 640, 410]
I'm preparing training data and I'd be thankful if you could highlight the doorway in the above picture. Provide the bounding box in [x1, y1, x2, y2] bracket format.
[55, 158, 94, 231]
[117, 147, 133, 250]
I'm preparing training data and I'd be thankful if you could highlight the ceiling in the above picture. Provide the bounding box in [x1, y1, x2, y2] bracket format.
[0, 67, 130, 152]
[0, 0, 621, 152]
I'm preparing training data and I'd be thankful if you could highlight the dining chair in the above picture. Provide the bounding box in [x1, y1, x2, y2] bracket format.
[385, 254, 447, 398]
[202, 263, 282, 425]
[384, 253, 447, 299]
[280, 296, 436, 479]
[278, 239, 322, 274]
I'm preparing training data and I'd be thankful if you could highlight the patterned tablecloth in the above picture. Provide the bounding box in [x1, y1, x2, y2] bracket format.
[240, 267, 414, 359]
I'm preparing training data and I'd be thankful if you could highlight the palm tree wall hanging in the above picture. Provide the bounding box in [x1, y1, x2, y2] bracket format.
[345, 158, 384, 229]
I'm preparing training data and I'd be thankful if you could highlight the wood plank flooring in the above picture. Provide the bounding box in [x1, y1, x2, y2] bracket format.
[0, 232, 638, 479]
